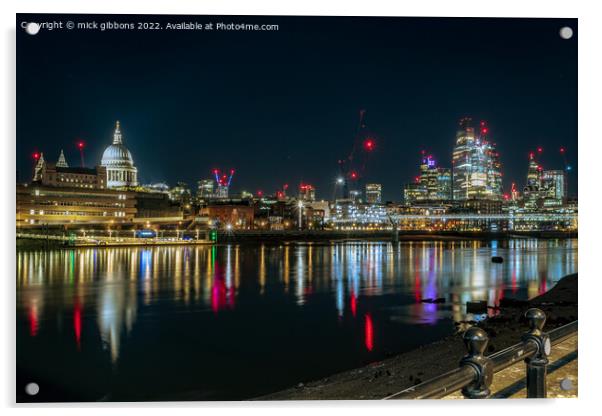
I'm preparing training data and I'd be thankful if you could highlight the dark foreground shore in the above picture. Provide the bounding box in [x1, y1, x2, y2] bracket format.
[258, 273, 577, 400]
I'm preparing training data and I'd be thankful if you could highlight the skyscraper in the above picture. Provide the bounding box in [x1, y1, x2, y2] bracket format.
[365, 183, 382, 204]
[419, 154, 451, 200]
[482, 123, 503, 199]
[542, 170, 567, 206]
[404, 154, 451, 204]
[452, 118, 502, 201]
[197, 179, 215, 200]
[523, 152, 543, 209]
[403, 182, 427, 204]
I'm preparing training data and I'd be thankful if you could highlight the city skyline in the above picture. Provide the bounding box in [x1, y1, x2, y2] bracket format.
[22, 117, 575, 203]
[17, 15, 577, 201]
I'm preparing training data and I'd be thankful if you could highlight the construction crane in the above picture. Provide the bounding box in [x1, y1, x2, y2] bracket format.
[335, 110, 378, 200]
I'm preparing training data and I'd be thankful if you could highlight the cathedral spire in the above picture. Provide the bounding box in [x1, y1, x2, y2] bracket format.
[113, 120, 123, 145]
[56, 149, 68, 168]
[33, 152, 46, 182]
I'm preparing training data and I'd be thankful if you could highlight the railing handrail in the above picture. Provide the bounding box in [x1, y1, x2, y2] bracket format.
[384, 315, 577, 400]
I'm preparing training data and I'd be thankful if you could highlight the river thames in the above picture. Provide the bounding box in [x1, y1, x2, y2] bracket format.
[16, 238, 577, 402]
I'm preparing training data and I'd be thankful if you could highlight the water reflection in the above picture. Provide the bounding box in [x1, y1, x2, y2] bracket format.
[17, 239, 577, 399]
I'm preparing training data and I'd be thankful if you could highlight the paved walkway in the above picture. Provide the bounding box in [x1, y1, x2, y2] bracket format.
[445, 335, 578, 399]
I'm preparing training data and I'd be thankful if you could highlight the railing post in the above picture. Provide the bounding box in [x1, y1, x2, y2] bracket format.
[460, 327, 494, 399]
[522, 308, 551, 398]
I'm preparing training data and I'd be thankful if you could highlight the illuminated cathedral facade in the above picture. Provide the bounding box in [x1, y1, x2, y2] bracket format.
[101, 121, 138, 188]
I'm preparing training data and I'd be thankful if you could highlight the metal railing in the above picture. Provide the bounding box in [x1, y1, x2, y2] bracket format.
[384, 308, 577, 400]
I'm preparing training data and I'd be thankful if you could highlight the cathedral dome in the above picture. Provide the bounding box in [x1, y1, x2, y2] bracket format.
[101, 144, 134, 167]
[101, 121, 138, 188]
[101, 121, 135, 168]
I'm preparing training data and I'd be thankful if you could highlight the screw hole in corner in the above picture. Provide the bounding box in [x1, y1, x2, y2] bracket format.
[559, 26, 573, 40]
[25, 382, 40, 396]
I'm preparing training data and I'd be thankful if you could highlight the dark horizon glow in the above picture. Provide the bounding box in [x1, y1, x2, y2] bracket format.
[16, 14, 578, 200]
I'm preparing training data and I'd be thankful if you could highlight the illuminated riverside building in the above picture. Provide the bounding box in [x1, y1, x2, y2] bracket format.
[32, 151, 108, 189]
[200, 203, 254, 229]
[101, 121, 139, 188]
[452, 118, 502, 201]
[365, 183, 382, 204]
[16, 183, 136, 225]
[17, 121, 187, 226]
[331, 202, 388, 228]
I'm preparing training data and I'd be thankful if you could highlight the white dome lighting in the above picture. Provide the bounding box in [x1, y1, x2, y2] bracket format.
[101, 121, 138, 188]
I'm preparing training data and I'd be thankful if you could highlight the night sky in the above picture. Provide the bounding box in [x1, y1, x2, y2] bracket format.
[16, 14, 577, 201]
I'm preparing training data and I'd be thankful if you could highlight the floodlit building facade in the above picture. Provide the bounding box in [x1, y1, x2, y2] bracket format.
[32, 151, 107, 189]
[101, 121, 138, 188]
[365, 183, 382, 204]
[16, 184, 136, 225]
[452, 118, 502, 201]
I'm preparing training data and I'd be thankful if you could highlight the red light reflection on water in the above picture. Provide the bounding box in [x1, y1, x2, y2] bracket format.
[365, 314, 374, 351]
[350, 293, 357, 317]
[211, 280, 226, 313]
[210, 263, 235, 313]
[74, 303, 82, 350]
[28, 305, 38, 337]
[414, 272, 421, 302]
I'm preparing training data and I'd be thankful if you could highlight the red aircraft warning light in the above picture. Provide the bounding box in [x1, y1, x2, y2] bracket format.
[537, 147, 543, 153]
[363, 138, 375, 152]
[32, 152, 40, 160]
[77, 140, 86, 167]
